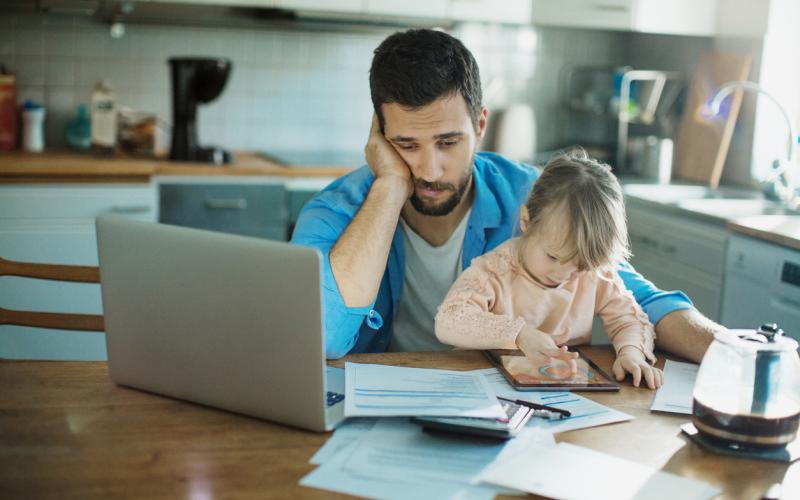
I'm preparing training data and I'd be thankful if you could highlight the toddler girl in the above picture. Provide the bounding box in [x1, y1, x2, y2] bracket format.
[435, 149, 663, 389]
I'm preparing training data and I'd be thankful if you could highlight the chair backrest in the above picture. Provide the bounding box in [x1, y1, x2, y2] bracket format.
[0, 257, 104, 332]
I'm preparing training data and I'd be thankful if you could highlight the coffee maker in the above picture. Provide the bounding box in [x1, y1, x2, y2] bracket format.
[168, 57, 233, 165]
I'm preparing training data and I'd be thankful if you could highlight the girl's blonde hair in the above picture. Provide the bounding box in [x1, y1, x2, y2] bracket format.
[522, 148, 631, 271]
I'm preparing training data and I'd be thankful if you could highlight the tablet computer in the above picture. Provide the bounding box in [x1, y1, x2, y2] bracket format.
[483, 348, 619, 392]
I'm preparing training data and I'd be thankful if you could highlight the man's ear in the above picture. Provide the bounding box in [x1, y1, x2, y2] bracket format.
[519, 206, 530, 233]
[476, 106, 489, 141]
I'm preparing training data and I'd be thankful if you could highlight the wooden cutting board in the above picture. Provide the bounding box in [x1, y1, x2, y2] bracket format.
[674, 51, 752, 188]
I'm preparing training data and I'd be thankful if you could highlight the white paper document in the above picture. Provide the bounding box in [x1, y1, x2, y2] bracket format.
[650, 360, 699, 414]
[344, 362, 505, 418]
[478, 441, 720, 500]
[473, 367, 633, 433]
[301, 419, 517, 500]
[309, 417, 376, 465]
[343, 418, 507, 484]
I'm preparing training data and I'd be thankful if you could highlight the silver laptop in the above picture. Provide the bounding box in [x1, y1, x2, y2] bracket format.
[95, 216, 344, 432]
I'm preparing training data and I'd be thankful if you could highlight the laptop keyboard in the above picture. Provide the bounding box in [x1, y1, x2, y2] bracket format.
[327, 391, 345, 407]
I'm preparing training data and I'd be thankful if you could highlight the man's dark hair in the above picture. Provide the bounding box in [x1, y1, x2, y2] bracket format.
[369, 29, 482, 132]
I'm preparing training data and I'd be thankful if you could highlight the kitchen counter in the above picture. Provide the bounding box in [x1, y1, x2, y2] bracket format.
[621, 177, 800, 250]
[727, 215, 800, 251]
[0, 151, 354, 183]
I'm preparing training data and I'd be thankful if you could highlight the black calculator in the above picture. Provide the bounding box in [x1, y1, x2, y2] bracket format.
[410, 397, 534, 440]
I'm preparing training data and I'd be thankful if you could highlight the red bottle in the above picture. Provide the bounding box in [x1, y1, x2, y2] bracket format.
[0, 69, 17, 151]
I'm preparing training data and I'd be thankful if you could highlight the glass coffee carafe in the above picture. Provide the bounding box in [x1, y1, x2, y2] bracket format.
[692, 324, 800, 448]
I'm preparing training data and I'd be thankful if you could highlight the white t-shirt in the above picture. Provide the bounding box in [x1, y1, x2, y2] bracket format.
[389, 210, 471, 352]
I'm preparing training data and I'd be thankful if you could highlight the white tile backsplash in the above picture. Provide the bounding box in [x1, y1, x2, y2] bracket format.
[15, 28, 46, 57]
[4, 11, 643, 156]
[44, 57, 75, 87]
[44, 29, 75, 58]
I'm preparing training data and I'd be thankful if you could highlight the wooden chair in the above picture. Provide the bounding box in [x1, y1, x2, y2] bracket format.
[0, 257, 104, 332]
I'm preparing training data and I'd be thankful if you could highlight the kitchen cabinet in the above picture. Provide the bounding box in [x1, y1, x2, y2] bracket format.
[626, 199, 729, 321]
[449, 0, 531, 24]
[0, 184, 158, 360]
[159, 180, 289, 240]
[275, 0, 363, 13]
[721, 234, 800, 338]
[364, 0, 449, 19]
[531, 0, 718, 36]
[134, 0, 532, 24]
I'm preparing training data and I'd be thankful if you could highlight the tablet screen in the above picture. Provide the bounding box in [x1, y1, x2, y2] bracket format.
[484, 349, 619, 391]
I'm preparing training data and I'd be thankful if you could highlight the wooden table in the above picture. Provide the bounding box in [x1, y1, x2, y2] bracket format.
[1, 347, 796, 499]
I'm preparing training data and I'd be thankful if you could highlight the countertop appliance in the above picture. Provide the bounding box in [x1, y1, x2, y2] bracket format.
[169, 57, 232, 165]
[721, 234, 800, 332]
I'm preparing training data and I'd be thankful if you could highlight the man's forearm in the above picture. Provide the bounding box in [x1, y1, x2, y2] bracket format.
[654, 308, 719, 363]
[330, 177, 408, 307]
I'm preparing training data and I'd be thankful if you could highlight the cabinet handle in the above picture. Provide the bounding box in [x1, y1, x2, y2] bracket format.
[204, 198, 248, 210]
[592, 3, 629, 12]
[109, 205, 152, 214]
[639, 235, 659, 249]
[772, 296, 800, 312]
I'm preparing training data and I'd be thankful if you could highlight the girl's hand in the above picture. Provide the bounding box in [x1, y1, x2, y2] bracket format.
[516, 326, 578, 375]
[612, 346, 663, 389]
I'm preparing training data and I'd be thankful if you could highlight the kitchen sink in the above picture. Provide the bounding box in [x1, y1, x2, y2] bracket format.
[622, 183, 760, 203]
[623, 183, 800, 219]
[677, 198, 800, 217]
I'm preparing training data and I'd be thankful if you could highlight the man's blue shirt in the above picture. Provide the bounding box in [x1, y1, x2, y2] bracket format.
[291, 152, 693, 358]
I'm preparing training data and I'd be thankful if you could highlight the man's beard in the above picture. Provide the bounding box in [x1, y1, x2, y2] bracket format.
[409, 157, 474, 217]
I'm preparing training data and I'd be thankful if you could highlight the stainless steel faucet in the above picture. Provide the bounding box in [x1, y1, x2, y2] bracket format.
[709, 80, 799, 209]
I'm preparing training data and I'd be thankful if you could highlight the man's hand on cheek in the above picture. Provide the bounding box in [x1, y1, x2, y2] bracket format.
[364, 114, 413, 198]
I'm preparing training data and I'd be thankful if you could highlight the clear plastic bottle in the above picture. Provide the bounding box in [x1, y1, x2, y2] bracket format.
[91, 80, 117, 154]
[21, 99, 45, 153]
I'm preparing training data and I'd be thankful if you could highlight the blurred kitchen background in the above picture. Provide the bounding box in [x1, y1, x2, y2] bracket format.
[2, 1, 800, 360]
[0, 0, 794, 185]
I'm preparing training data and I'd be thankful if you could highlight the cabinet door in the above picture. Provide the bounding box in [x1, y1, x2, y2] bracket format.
[449, 0, 532, 24]
[532, 0, 718, 36]
[159, 184, 288, 240]
[0, 184, 157, 360]
[720, 273, 797, 331]
[721, 236, 800, 337]
[134, 0, 278, 6]
[634, 257, 722, 322]
[532, 0, 633, 31]
[634, 0, 717, 36]
[627, 202, 727, 321]
[655, 214, 728, 278]
[364, 0, 449, 19]
[276, 0, 363, 13]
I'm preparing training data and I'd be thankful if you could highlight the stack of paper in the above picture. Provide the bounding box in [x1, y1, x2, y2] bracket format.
[302, 363, 647, 499]
[474, 367, 634, 433]
[301, 418, 523, 500]
[344, 362, 505, 418]
[477, 440, 720, 499]
[650, 360, 699, 415]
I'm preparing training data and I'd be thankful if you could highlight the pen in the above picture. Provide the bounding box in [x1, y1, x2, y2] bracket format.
[513, 399, 571, 419]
